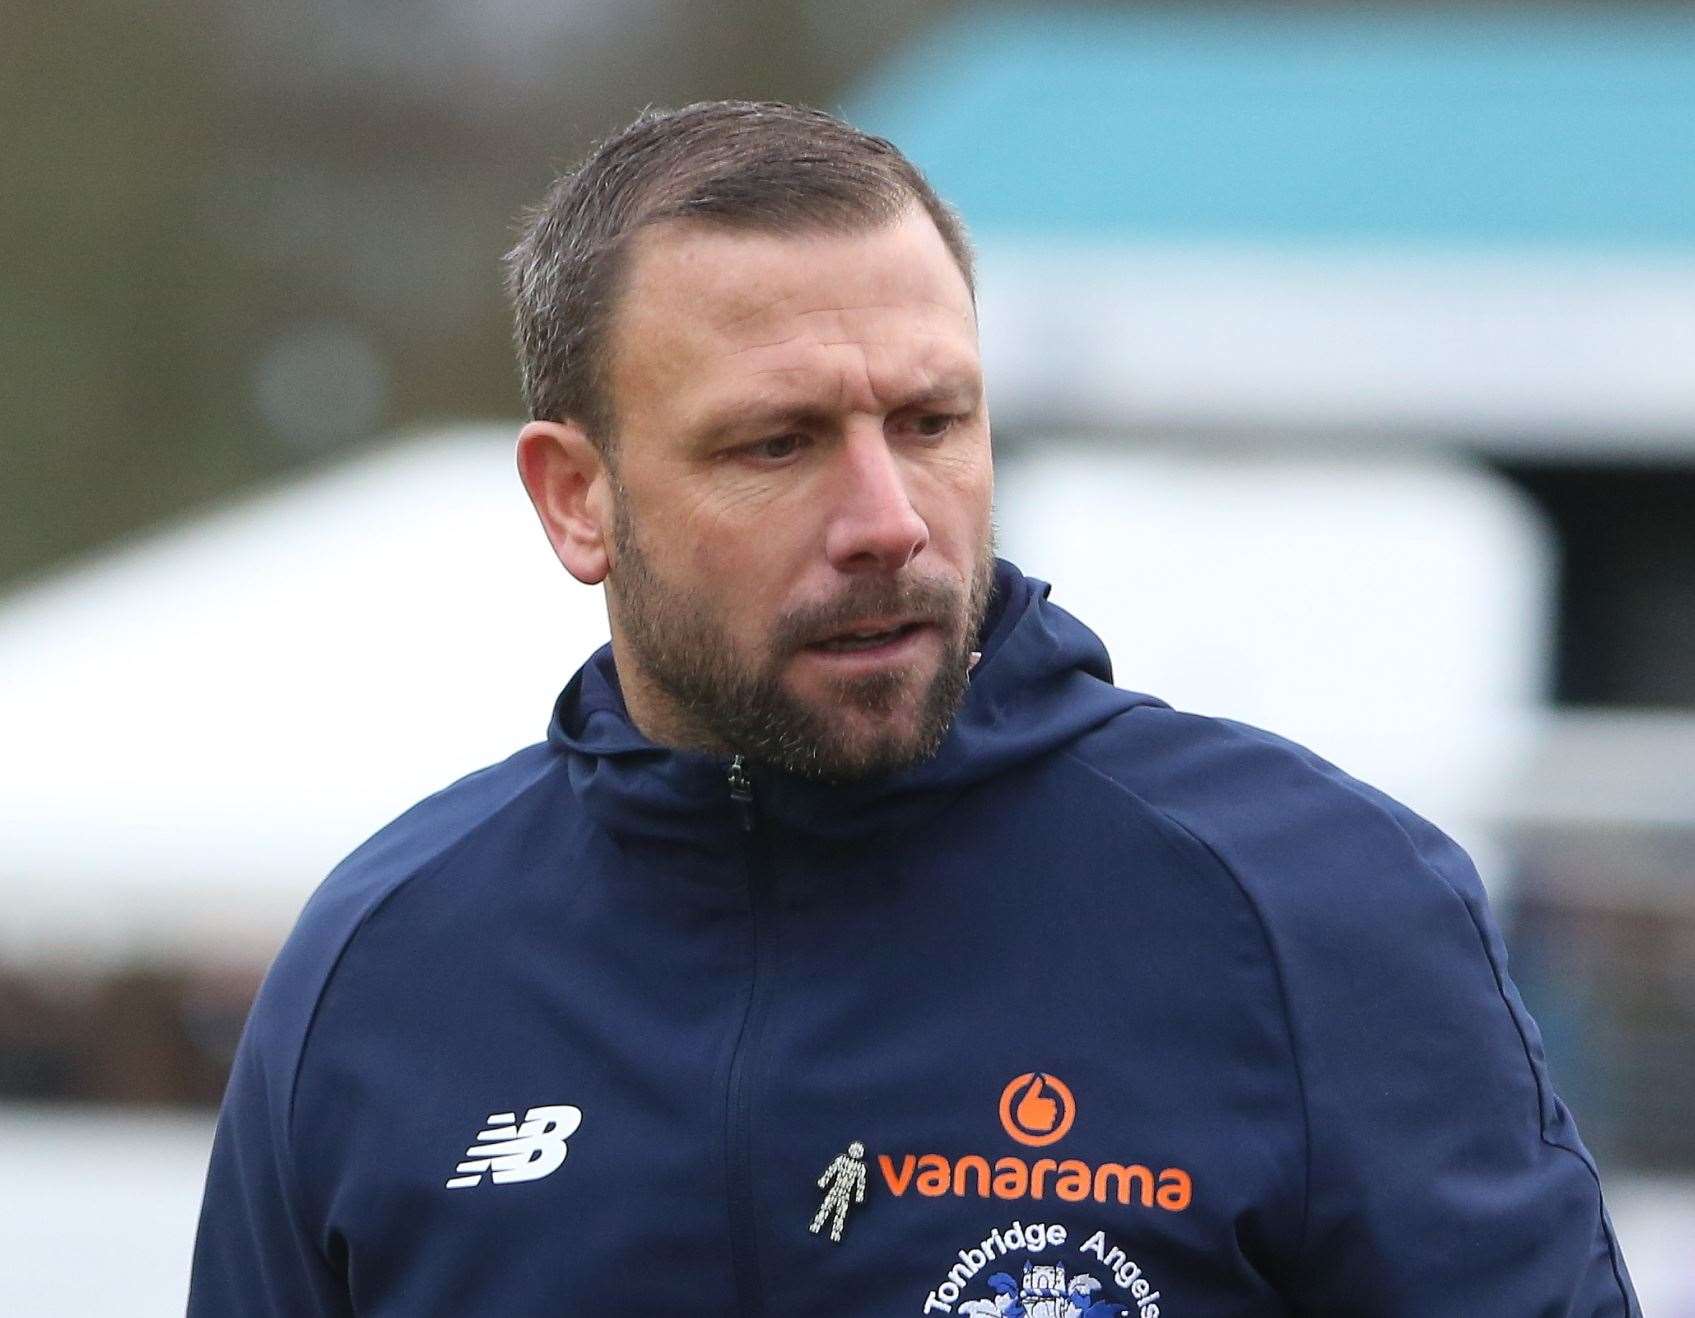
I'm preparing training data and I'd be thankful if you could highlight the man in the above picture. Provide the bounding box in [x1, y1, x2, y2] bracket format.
[190, 101, 1638, 1314]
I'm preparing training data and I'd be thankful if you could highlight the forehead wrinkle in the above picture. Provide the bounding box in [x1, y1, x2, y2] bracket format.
[708, 289, 808, 335]
[710, 344, 978, 428]
[725, 334, 940, 361]
[714, 298, 973, 342]
[721, 316, 976, 373]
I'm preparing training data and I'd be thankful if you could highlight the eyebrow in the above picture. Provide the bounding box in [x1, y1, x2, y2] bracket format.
[696, 374, 982, 442]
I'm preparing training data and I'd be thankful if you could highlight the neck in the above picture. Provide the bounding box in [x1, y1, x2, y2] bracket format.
[607, 632, 730, 756]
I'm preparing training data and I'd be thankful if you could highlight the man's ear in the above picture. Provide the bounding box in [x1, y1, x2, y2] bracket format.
[516, 419, 614, 585]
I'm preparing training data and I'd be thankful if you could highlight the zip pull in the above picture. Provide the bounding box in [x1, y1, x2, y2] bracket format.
[726, 754, 756, 831]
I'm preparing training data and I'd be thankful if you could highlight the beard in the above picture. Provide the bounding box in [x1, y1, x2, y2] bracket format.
[606, 492, 995, 784]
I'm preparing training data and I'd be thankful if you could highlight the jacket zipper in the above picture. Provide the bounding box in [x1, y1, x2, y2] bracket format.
[724, 754, 770, 1315]
[728, 754, 755, 832]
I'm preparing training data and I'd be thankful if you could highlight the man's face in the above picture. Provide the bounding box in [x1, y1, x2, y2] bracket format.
[600, 207, 995, 783]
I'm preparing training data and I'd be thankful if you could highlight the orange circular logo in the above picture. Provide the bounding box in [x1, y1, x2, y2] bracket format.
[998, 1072, 1075, 1147]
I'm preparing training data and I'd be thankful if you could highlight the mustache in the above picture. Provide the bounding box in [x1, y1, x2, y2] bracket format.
[772, 575, 964, 651]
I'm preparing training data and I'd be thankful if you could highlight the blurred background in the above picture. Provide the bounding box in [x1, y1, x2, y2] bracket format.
[3, 1, 1694, 1312]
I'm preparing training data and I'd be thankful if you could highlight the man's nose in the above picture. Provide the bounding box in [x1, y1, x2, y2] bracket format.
[823, 425, 929, 573]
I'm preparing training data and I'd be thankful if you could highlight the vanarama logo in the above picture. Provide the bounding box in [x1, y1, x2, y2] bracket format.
[878, 1073, 1191, 1212]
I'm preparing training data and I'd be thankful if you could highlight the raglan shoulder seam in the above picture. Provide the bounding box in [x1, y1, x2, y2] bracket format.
[273, 752, 568, 1248]
[1058, 743, 1316, 1272]
[1346, 782, 1639, 1313]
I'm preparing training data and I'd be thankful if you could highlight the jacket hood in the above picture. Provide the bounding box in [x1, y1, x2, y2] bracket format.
[546, 559, 1163, 843]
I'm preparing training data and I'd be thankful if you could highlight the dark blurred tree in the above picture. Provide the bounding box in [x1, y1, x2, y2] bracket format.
[0, 0, 952, 591]
[0, 0, 253, 586]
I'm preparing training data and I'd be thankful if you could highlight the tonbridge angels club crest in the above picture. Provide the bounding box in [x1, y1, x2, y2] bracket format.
[959, 1259, 1128, 1318]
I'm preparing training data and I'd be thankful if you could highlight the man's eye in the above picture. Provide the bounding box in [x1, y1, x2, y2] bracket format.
[747, 434, 806, 461]
[909, 413, 958, 439]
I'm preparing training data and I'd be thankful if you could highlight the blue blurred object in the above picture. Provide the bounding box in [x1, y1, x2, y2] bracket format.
[846, 7, 1695, 249]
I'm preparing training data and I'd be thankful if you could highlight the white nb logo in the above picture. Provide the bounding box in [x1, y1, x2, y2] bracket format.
[445, 1105, 582, 1189]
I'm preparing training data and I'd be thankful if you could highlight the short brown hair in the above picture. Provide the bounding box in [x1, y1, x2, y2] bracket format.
[505, 100, 975, 454]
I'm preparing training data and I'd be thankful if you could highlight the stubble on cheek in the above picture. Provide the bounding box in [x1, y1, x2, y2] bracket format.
[609, 481, 994, 781]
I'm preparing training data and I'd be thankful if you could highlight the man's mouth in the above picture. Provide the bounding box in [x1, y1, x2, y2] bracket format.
[805, 620, 933, 655]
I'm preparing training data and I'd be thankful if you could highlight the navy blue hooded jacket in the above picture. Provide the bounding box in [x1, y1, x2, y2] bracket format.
[190, 560, 1637, 1315]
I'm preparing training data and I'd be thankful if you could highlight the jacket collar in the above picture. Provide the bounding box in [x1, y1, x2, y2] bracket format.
[546, 559, 1158, 844]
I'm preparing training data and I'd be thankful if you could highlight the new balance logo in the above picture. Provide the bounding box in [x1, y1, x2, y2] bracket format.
[445, 1105, 582, 1189]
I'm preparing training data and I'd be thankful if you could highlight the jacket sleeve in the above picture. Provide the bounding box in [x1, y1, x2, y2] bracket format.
[1132, 709, 1642, 1313]
[1264, 789, 1640, 1314]
[188, 1001, 352, 1316]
